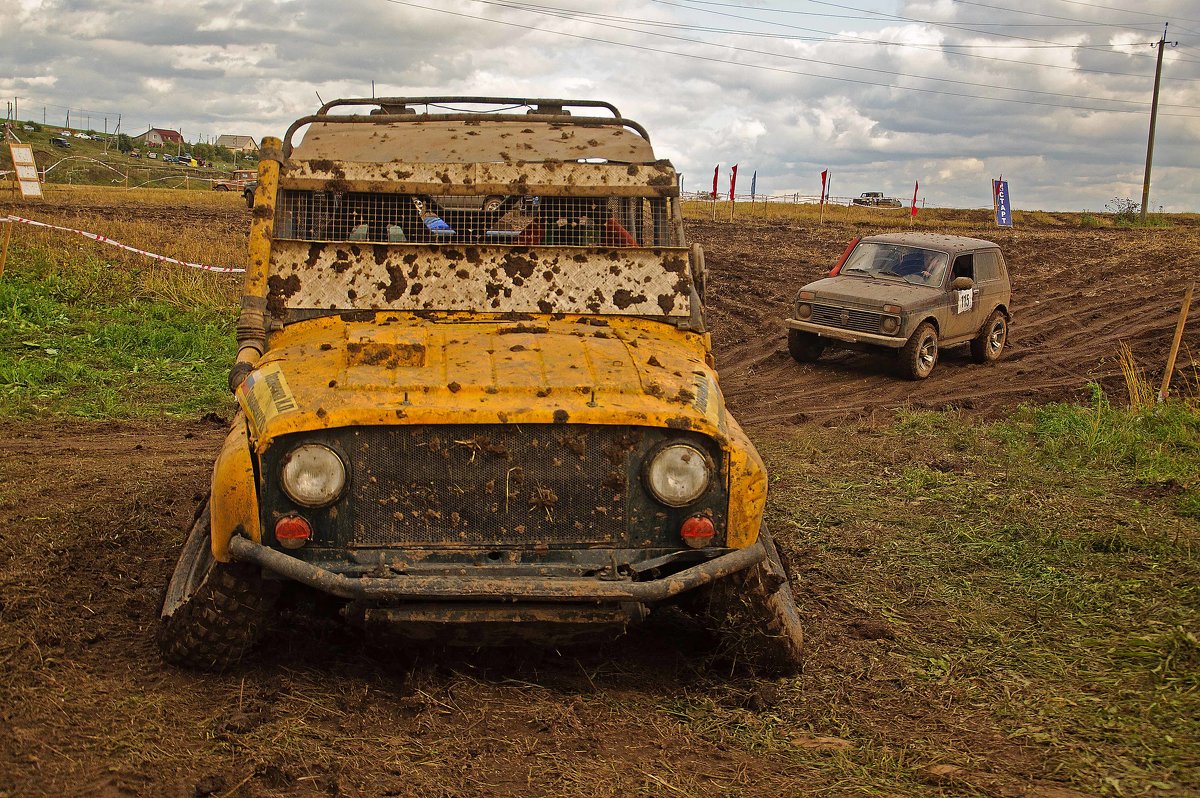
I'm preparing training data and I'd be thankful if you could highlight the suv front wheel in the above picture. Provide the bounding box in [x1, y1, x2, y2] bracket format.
[901, 322, 939, 380]
[787, 329, 826, 363]
[158, 501, 279, 670]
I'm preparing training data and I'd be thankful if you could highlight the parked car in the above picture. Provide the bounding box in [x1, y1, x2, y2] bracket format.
[50, 137, 71, 148]
[243, 179, 258, 208]
[851, 191, 903, 208]
[74, 132, 91, 140]
[786, 233, 1012, 379]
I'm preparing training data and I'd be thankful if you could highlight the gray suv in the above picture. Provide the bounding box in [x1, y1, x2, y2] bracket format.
[786, 233, 1012, 379]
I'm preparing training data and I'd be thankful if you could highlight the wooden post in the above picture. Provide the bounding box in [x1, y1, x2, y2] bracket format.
[0, 219, 13, 278]
[1158, 283, 1194, 401]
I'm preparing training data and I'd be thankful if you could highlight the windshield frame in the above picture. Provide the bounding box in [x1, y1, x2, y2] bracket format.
[841, 242, 950, 288]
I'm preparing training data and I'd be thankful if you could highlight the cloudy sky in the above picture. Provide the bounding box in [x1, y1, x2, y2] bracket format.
[3, 0, 1199, 211]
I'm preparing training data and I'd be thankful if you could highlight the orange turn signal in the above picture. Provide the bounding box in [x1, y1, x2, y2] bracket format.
[680, 515, 716, 549]
[274, 515, 313, 550]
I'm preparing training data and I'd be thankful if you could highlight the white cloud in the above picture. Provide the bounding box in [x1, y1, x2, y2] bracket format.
[2, 0, 1198, 210]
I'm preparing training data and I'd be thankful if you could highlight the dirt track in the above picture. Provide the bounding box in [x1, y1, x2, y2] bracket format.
[2, 200, 1198, 796]
[695, 216, 1200, 424]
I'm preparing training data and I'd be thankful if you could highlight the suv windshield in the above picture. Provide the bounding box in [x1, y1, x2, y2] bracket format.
[274, 192, 678, 247]
[842, 243, 948, 287]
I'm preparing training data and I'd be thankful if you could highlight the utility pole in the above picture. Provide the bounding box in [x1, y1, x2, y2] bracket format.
[1140, 24, 1175, 223]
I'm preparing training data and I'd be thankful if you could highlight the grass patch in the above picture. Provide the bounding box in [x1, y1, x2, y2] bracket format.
[755, 397, 1199, 795]
[0, 238, 237, 419]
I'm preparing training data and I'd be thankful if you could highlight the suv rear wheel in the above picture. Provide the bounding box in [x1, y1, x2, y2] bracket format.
[901, 322, 938, 380]
[970, 310, 1007, 364]
[158, 501, 279, 670]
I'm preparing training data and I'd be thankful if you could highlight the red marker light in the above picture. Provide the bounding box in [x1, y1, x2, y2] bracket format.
[680, 515, 716, 549]
[274, 515, 313, 550]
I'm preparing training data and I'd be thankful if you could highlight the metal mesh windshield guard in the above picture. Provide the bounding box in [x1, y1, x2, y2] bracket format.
[274, 190, 681, 247]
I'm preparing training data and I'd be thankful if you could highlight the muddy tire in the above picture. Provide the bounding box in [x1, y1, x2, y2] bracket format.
[158, 502, 278, 670]
[901, 322, 938, 380]
[788, 329, 825, 363]
[970, 310, 1007, 364]
[700, 524, 804, 674]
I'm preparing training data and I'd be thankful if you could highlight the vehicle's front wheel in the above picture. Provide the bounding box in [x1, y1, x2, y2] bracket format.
[158, 501, 278, 670]
[788, 329, 826, 363]
[901, 322, 938, 379]
[699, 524, 804, 674]
[970, 310, 1008, 364]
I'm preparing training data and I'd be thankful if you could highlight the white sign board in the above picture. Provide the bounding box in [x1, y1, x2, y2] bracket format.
[956, 289, 974, 314]
[8, 144, 43, 198]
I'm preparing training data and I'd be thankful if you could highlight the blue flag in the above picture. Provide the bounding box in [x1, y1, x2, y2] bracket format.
[993, 179, 1013, 227]
[750, 170, 757, 199]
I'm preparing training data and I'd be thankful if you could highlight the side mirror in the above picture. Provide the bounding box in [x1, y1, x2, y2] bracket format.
[951, 276, 974, 290]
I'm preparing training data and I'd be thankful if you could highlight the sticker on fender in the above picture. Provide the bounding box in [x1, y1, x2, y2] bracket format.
[956, 289, 974, 314]
[238, 363, 299, 436]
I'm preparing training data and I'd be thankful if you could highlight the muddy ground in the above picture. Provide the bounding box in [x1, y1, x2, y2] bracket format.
[1, 202, 1198, 797]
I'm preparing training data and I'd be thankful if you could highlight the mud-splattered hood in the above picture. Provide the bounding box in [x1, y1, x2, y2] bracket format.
[237, 313, 729, 451]
[801, 275, 941, 310]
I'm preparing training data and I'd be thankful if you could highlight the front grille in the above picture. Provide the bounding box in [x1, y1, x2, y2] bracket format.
[342, 425, 643, 547]
[811, 303, 883, 334]
[262, 425, 730, 552]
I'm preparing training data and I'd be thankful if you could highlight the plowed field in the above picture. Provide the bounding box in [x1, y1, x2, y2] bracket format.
[1, 195, 1197, 797]
[693, 215, 1200, 423]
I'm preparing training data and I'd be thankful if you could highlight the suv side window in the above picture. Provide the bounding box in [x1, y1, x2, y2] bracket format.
[975, 251, 1000, 282]
[952, 253, 974, 282]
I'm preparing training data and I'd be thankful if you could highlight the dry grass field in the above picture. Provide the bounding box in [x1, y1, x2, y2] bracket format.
[0, 187, 1197, 797]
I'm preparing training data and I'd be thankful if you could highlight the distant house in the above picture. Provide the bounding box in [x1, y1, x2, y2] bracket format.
[134, 128, 184, 148]
[215, 134, 258, 153]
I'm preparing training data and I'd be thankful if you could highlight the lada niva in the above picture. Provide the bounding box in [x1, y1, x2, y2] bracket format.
[786, 233, 1012, 379]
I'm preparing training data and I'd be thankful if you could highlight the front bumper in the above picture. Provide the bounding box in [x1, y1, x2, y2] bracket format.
[785, 317, 906, 348]
[228, 535, 765, 603]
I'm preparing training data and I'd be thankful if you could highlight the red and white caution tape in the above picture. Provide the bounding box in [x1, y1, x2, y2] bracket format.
[2, 214, 246, 273]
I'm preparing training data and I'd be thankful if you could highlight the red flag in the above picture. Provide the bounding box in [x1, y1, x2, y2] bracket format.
[820, 170, 828, 206]
[729, 164, 738, 201]
[711, 164, 719, 199]
[911, 180, 919, 217]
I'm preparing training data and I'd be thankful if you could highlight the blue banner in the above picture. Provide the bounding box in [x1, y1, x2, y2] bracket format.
[993, 179, 1013, 227]
[750, 170, 757, 199]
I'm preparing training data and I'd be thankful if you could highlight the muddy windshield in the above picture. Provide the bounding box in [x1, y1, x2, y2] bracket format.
[274, 191, 679, 247]
[842, 243, 948, 287]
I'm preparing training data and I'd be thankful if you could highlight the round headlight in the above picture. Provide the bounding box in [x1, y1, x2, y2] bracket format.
[881, 316, 900, 334]
[644, 444, 712, 507]
[796, 303, 812, 320]
[280, 443, 347, 507]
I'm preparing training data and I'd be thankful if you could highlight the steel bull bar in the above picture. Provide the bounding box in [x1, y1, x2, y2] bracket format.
[228, 536, 766, 602]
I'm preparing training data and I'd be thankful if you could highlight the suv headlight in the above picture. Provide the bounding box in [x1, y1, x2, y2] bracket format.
[644, 443, 712, 507]
[796, 303, 812, 319]
[280, 443, 347, 507]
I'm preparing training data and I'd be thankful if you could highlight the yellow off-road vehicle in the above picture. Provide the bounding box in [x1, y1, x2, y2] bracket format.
[158, 97, 802, 670]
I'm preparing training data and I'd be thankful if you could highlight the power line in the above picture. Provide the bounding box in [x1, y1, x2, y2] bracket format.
[642, 0, 1200, 83]
[669, 0, 1172, 61]
[381, 0, 1200, 117]
[459, 0, 1200, 108]
[1048, 0, 1200, 26]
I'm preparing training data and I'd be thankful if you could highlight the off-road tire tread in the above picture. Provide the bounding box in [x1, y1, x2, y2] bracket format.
[900, 321, 937, 380]
[158, 504, 279, 671]
[970, 309, 1006, 364]
[158, 563, 277, 670]
[788, 329, 825, 363]
[701, 525, 804, 674]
